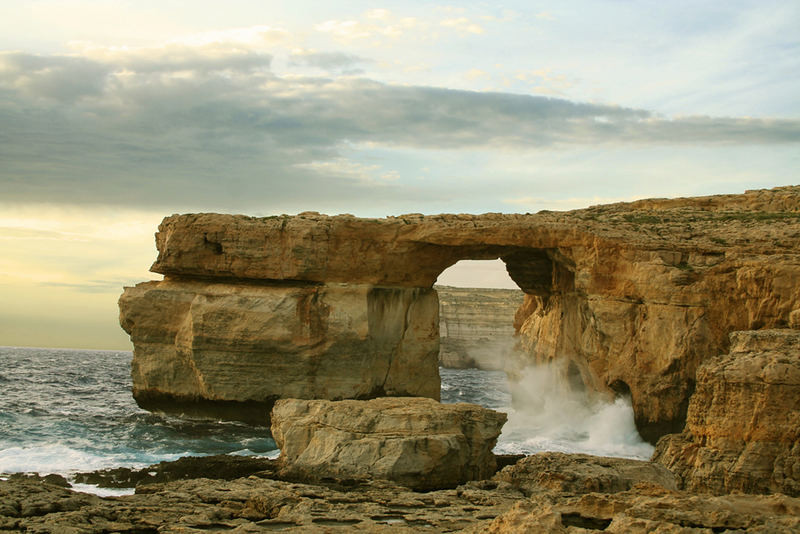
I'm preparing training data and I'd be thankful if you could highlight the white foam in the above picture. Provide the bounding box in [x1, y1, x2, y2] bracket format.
[69, 483, 136, 497]
[0, 443, 147, 475]
[495, 364, 654, 460]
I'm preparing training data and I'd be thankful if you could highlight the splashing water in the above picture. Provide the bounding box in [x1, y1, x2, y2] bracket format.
[441, 363, 654, 460]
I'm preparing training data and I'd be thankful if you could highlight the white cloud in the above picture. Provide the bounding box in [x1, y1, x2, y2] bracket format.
[440, 17, 485, 34]
[167, 25, 291, 47]
[464, 68, 490, 80]
[315, 12, 425, 42]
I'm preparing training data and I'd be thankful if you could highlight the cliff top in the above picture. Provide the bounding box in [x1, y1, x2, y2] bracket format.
[150, 186, 800, 287]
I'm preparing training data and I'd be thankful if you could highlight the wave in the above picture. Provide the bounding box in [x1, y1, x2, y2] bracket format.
[0, 443, 149, 475]
[496, 364, 654, 460]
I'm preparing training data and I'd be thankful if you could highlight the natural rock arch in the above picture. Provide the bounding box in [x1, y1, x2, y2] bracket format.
[120, 187, 800, 443]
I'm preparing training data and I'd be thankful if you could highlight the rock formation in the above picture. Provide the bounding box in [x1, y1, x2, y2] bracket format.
[119, 279, 440, 423]
[653, 329, 800, 496]
[437, 286, 524, 370]
[5, 452, 800, 532]
[120, 186, 800, 442]
[271, 397, 506, 490]
[495, 452, 677, 495]
[484, 485, 800, 533]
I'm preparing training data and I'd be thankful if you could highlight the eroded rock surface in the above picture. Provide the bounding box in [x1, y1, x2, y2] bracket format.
[120, 279, 439, 423]
[437, 286, 525, 370]
[5, 452, 800, 533]
[0, 469, 525, 533]
[120, 186, 800, 440]
[495, 452, 677, 495]
[653, 329, 800, 496]
[271, 397, 507, 490]
[484, 484, 800, 533]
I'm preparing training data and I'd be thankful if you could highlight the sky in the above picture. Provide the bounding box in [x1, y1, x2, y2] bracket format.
[1, 1, 799, 349]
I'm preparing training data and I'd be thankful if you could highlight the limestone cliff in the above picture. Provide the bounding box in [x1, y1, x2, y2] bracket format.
[120, 186, 800, 439]
[653, 330, 800, 496]
[120, 280, 439, 423]
[436, 286, 524, 370]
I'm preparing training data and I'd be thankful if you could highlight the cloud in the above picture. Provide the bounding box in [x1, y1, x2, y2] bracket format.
[288, 50, 370, 72]
[1, 47, 799, 210]
[315, 11, 424, 41]
[439, 17, 484, 34]
[440, 17, 485, 34]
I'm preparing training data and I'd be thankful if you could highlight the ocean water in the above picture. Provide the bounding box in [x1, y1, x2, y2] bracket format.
[0, 346, 653, 486]
[0, 347, 277, 478]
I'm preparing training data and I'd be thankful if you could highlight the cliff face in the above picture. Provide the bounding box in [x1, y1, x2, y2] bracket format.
[120, 186, 800, 439]
[653, 330, 800, 496]
[436, 286, 524, 370]
[120, 279, 440, 423]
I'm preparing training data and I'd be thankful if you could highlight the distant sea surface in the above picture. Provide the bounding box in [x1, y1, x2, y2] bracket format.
[0, 346, 653, 486]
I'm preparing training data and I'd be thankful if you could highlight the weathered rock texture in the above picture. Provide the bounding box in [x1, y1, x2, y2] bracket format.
[6, 452, 800, 533]
[495, 452, 677, 495]
[271, 397, 506, 490]
[120, 186, 800, 441]
[653, 329, 800, 496]
[120, 279, 439, 423]
[484, 485, 800, 534]
[0, 472, 524, 533]
[437, 286, 525, 370]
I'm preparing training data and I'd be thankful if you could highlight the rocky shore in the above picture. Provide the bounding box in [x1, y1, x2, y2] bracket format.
[5, 187, 798, 532]
[4, 450, 799, 533]
[4, 330, 799, 532]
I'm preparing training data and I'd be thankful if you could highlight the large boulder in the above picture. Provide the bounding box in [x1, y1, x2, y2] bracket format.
[270, 397, 507, 490]
[653, 329, 800, 496]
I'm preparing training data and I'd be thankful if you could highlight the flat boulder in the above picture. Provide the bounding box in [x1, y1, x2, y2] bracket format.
[270, 397, 507, 490]
[494, 452, 678, 496]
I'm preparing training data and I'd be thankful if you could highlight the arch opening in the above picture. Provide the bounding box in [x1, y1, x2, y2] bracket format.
[435, 257, 654, 460]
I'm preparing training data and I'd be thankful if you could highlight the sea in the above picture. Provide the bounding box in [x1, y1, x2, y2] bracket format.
[0, 346, 654, 494]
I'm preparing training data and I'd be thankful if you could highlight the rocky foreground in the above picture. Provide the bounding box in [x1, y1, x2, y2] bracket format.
[4, 452, 800, 533]
[4, 334, 800, 532]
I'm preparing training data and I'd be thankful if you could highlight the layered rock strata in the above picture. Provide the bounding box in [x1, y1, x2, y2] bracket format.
[120, 186, 800, 440]
[271, 397, 506, 490]
[120, 279, 439, 423]
[653, 329, 800, 496]
[437, 286, 524, 370]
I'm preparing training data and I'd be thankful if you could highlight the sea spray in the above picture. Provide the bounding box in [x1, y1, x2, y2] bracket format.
[440, 363, 654, 460]
[503, 363, 653, 459]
